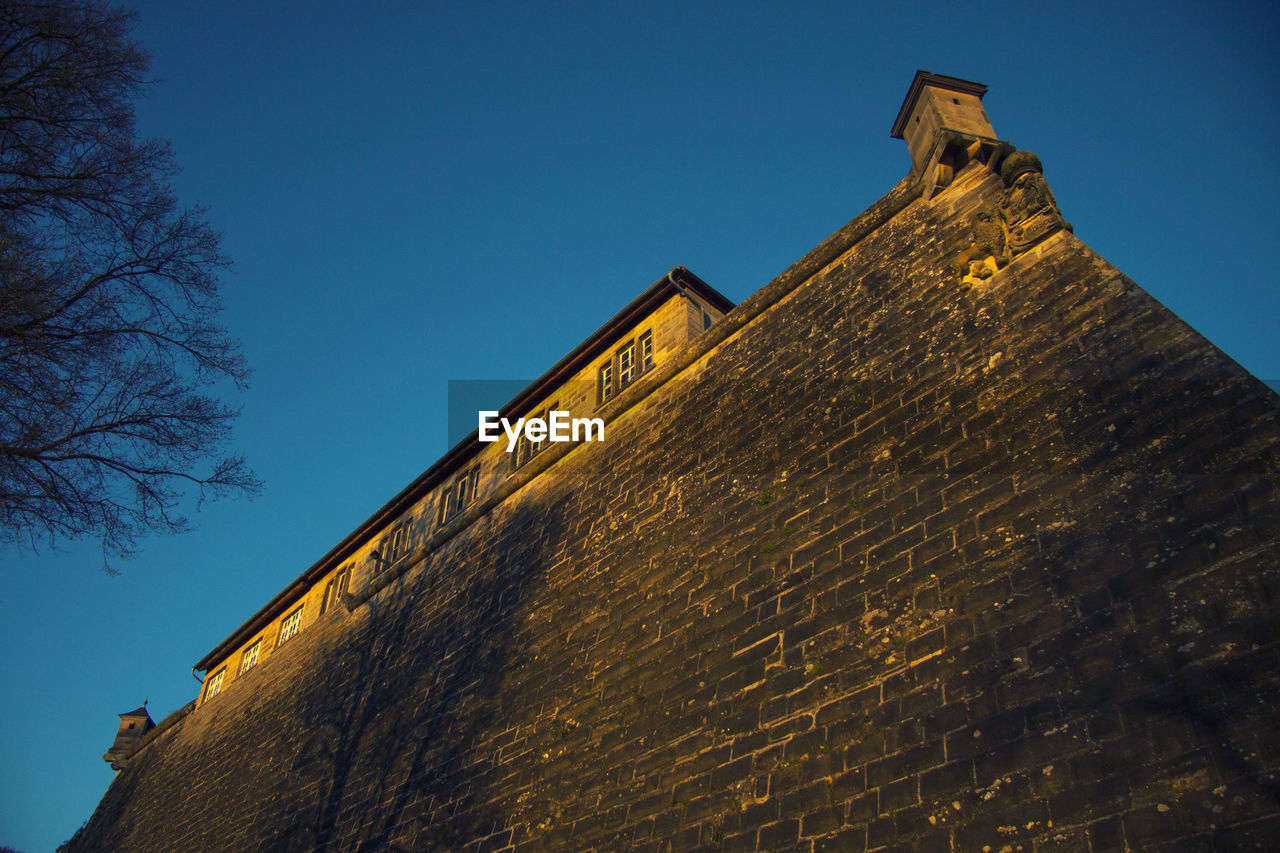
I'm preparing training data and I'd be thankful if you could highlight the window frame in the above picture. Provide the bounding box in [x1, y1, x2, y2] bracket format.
[617, 342, 635, 389]
[639, 331, 654, 372]
[387, 523, 408, 563]
[597, 329, 653, 406]
[238, 639, 260, 676]
[277, 605, 303, 648]
[203, 668, 225, 701]
[599, 361, 614, 404]
[320, 566, 350, 615]
[529, 407, 547, 457]
[439, 467, 479, 523]
[512, 401, 561, 471]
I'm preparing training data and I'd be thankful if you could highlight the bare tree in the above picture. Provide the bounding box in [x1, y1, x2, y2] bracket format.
[0, 1, 259, 563]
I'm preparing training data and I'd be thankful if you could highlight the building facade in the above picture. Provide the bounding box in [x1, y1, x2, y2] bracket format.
[68, 73, 1280, 852]
[188, 266, 732, 712]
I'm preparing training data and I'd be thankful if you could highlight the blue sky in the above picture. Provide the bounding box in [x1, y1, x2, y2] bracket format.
[2, 1, 1277, 849]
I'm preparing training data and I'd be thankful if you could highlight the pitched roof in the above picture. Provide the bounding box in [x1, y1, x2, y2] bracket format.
[119, 703, 151, 721]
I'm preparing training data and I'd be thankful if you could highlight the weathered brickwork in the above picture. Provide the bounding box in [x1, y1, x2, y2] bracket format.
[69, 82, 1280, 851]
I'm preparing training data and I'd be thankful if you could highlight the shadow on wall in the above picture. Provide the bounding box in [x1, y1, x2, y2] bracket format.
[255, 498, 565, 853]
[941, 369, 1280, 848]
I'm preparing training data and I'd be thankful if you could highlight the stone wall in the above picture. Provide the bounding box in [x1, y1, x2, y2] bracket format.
[67, 153, 1280, 851]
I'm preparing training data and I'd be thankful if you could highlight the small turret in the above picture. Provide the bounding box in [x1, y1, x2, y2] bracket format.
[103, 701, 155, 770]
[891, 71, 1008, 198]
[891, 71, 996, 171]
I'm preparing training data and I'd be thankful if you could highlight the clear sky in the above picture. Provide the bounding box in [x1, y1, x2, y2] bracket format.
[2, 1, 1277, 850]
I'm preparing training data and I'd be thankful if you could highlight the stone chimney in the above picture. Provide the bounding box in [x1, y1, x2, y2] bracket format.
[103, 701, 155, 770]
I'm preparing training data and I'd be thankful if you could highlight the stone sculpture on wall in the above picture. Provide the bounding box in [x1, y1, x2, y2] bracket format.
[958, 148, 1070, 289]
[998, 150, 1068, 256]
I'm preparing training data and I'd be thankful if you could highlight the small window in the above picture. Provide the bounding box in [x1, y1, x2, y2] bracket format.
[204, 668, 225, 701]
[440, 468, 478, 523]
[438, 487, 455, 525]
[321, 567, 350, 615]
[238, 639, 260, 676]
[530, 408, 547, 457]
[639, 331, 654, 372]
[599, 362, 614, 403]
[618, 343, 635, 388]
[128, 722, 136, 729]
[513, 403, 559, 470]
[688, 298, 712, 331]
[372, 524, 409, 574]
[388, 524, 408, 562]
[545, 402, 558, 447]
[277, 606, 303, 647]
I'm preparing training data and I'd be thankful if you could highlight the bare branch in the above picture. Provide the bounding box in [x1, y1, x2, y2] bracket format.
[0, 1, 259, 562]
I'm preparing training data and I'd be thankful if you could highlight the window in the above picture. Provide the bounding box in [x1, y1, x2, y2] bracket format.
[512, 402, 560, 471]
[598, 330, 653, 405]
[238, 639, 260, 676]
[320, 567, 350, 615]
[440, 468, 479, 523]
[440, 486, 456, 524]
[388, 523, 409, 563]
[639, 331, 654, 372]
[599, 362, 614, 403]
[204, 668, 225, 701]
[529, 408, 547, 457]
[617, 343, 635, 388]
[689, 298, 712, 331]
[277, 606, 303, 647]
[371, 522, 409, 576]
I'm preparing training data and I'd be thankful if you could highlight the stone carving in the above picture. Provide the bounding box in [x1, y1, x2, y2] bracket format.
[955, 148, 1070, 289]
[998, 150, 1067, 255]
[955, 209, 1007, 290]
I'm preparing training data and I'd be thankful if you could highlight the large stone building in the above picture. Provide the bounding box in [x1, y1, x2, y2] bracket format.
[68, 72, 1280, 851]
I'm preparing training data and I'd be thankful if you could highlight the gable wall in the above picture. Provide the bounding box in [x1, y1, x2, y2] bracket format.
[70, 159, 1280, 852]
